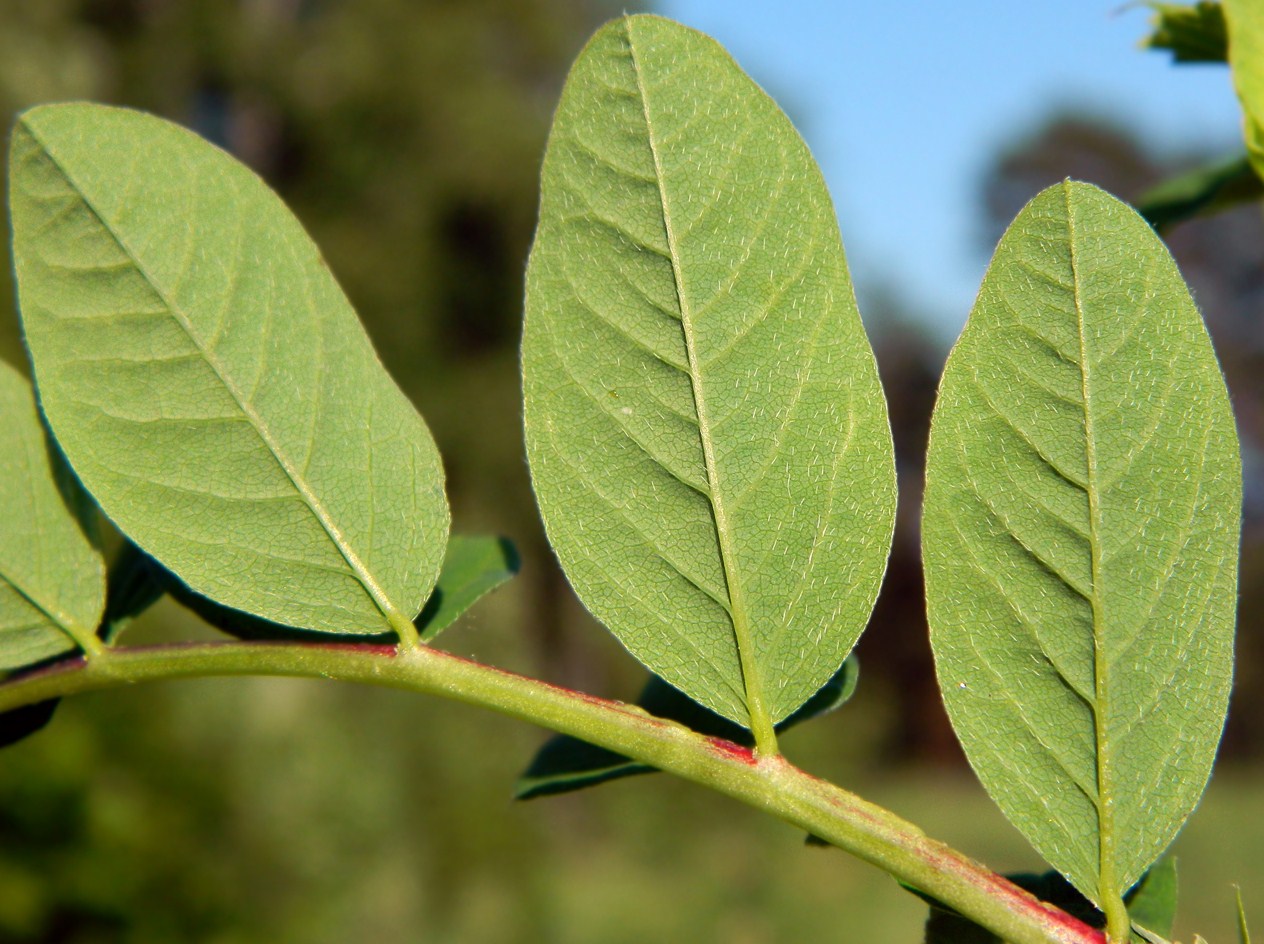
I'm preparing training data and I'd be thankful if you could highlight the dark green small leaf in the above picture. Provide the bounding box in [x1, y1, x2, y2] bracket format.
[0, 700, 59, 749]
[1137, 153, 1263, 229]
[1142, 2, 1228, 63]
[102, 541, 167, 642]
[1128, 855, 1178, 939]
[515, 657, 857, 800]
[415, 535, 520, 640]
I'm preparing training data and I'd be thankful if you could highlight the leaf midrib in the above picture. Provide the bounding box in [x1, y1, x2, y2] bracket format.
[1064, 183, 1120, 914]
[624, 20, 775, 748]
[24, 122, 408, 632]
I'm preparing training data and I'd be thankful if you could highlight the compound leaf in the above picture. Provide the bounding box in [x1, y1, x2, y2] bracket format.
[522, 15, 895, 732]
[10, 103, 449, 637]
[923, 181, 1239, 908]
[0, 358, 104, 669]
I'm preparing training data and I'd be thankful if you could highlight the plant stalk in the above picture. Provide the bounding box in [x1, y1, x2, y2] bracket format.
[0, 640, 1104, 944]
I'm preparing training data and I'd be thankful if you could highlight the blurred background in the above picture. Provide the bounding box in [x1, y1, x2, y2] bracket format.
[0, 1, 1260, 941]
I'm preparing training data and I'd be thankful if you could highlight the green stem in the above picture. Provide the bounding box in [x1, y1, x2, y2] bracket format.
[386, 608, 423, 649]
[0, 640, 1102, 944]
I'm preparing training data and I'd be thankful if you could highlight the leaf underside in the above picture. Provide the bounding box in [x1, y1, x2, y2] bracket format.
[522, 14, 895, 728]
[0, 359, 104, 670]
[923, 181, 1239, 905]
[155, 534, 516, 644]
[10, 103, 449, 636]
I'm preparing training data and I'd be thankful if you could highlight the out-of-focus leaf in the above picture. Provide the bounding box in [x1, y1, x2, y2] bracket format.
[0, 359, 104, 669]
[0, 700, 59, 750]
[1225, 0, 1264, 180]
[515, 657, 858, 800]
[522, 14, 895, 733]
[10, 103, 449, 638]
[1137, 153, 1263, 229]
[923, 182, 1239, 908]
[1128, 855, 1178, 939]
[415, 535, 519, 640]
[101, 541, 166, 643]
[1142, 2, 1228, 62]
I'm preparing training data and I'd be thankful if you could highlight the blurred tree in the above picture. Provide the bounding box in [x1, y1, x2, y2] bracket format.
[979, 114, 1168, 247]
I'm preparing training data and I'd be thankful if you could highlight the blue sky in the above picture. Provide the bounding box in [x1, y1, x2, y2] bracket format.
[655, 1, 1245, 342]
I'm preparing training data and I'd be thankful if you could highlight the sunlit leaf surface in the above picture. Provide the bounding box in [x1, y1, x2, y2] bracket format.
[924, 181, 1239, 906]
[523, 15, 895, 728]
[10, 104, 449, 636]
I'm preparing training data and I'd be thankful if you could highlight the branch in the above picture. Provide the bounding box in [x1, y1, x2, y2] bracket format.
[0, 640, 1105, 944]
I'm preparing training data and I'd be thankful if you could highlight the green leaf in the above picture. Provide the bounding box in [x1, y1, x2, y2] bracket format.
[0, 358, 104, 668]
[102, 541, 167, 643]
[923, 181, 1240, 911]
[415, 534, 520, 641]
[1136, 153, 1263, 230]
[9, 103, 449, 638]
[1128, 856, 1178, 940]
[1225, 0, 1264, 180]
[1238, 887, 1253, 944]
[0, 700, 59, 749]
[516, 656, 858, 800]
[2, 538, 171, 751]
[521, 14, 895, 737]
[1142, 3, 1228, 63]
